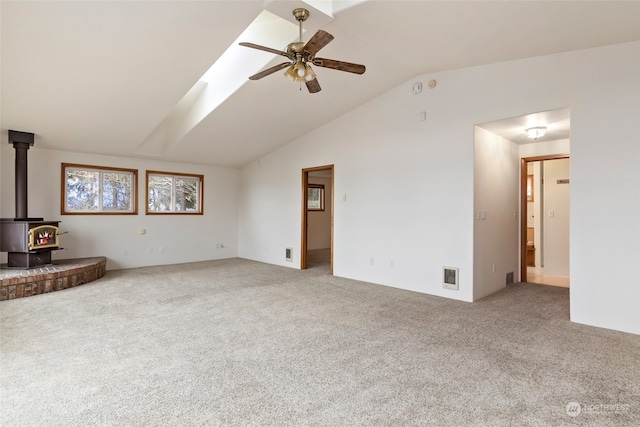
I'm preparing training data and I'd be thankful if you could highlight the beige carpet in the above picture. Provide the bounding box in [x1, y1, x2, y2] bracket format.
[1, 256, 638, 426]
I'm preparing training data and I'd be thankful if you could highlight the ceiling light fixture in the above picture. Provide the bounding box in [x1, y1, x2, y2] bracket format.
[282, 9, 315, 85]
[284, 60, 316, 83]
[526, 126, 547, 140]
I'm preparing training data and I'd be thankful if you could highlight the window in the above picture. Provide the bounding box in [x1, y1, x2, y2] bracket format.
[62, 163, 137, 214]
[307, 184, 325, 211]
[146, 170, 203, 214]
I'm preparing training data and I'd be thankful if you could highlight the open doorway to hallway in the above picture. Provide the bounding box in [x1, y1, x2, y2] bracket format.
[301, 165, 333, 274]
[476, 106, 571, 290]
[521, 156, 570, 288]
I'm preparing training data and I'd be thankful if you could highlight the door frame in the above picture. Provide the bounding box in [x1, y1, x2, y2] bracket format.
[520, 154, 569, 282]
[301, 165, 334, 273]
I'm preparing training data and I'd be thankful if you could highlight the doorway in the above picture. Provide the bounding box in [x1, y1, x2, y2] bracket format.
[301, 165, 333, 273]
[520, 155, 570, 286]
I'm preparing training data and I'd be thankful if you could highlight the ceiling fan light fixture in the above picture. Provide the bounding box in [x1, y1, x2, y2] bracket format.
[284, 63, 310, 83]
[304, 64, 316, 81]
[284, 65, 298, 82]
[294, 60, 306, 77]
[526, 126, 547, 139]
[239, 7, 366, 93]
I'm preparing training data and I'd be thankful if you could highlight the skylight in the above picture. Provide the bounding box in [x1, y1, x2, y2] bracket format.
[135, 10, 297, 157]
[135, 3, 336, 157]
[178, 10, 299, 138]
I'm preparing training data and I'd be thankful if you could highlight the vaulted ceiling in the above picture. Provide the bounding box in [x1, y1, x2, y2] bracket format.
[2, 1, 639, 167]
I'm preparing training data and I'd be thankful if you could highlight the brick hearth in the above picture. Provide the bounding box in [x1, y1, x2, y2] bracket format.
[0, 257, 106, 301]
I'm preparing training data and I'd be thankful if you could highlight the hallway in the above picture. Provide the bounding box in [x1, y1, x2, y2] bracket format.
[527, 266, 569, 288]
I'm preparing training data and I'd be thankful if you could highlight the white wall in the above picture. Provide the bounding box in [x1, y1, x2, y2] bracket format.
[0, 4, 3, 220]
[473, 127, 519, 300]
[519, 139, 571, 159]
[239, 41, 640, 334]
[240, 80, 475, 301]
[568, 44, 640, 334]
[307, 176, 331, 250]
[1, 146, 239, 269]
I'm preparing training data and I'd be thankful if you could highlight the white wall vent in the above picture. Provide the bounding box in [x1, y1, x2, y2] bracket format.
[506, 272, 514, 285]
[443, 267, 459, 290]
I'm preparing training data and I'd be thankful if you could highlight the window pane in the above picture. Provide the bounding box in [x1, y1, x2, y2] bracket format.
[308, 186, 323, 210]
[66, 169, 100, 211]
[62, 164, 137, 215]
[102, 172, 133, 211]
[175, 177, 198, 211]
[145, 171, 202, 214]
[148, 175, 173, 212]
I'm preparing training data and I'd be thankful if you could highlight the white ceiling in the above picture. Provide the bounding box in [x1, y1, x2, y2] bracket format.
[478, 106, 571, 145]
[2, 1, 639, 167]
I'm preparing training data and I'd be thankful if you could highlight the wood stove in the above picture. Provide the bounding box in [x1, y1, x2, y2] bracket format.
[1, 130, 61, 269]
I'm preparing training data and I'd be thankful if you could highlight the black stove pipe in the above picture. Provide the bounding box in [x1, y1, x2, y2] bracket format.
[8, 130, 35, 220]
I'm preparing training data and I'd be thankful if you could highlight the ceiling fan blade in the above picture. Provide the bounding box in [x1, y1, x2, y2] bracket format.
[239, 42, 292, 59]
[312, 58, 366, 75]
[306, 78, 321, 94]
[303, 30, 334, 57]
[248, 62, 291, 80]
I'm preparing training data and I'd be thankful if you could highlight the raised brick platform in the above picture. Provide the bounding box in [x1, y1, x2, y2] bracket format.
[0, 257, 106, 301]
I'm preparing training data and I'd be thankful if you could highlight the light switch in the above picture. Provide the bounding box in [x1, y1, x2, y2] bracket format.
[548, 210, 555, 217]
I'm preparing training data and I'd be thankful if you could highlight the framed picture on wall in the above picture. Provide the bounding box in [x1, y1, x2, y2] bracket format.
[307, 184, 325, 211]
[527, 175, 534, 202]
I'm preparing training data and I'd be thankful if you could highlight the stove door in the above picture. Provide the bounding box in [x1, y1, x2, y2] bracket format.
[28, 225, 59, 250]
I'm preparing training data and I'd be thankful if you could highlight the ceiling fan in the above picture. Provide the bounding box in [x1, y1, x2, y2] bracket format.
[239, 8, 366, 93]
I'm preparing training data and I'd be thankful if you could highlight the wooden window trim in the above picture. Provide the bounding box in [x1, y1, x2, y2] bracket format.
[61, 163, 138, 215]
[307, 184, 325, 211]
[145, 170, 204, 215]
